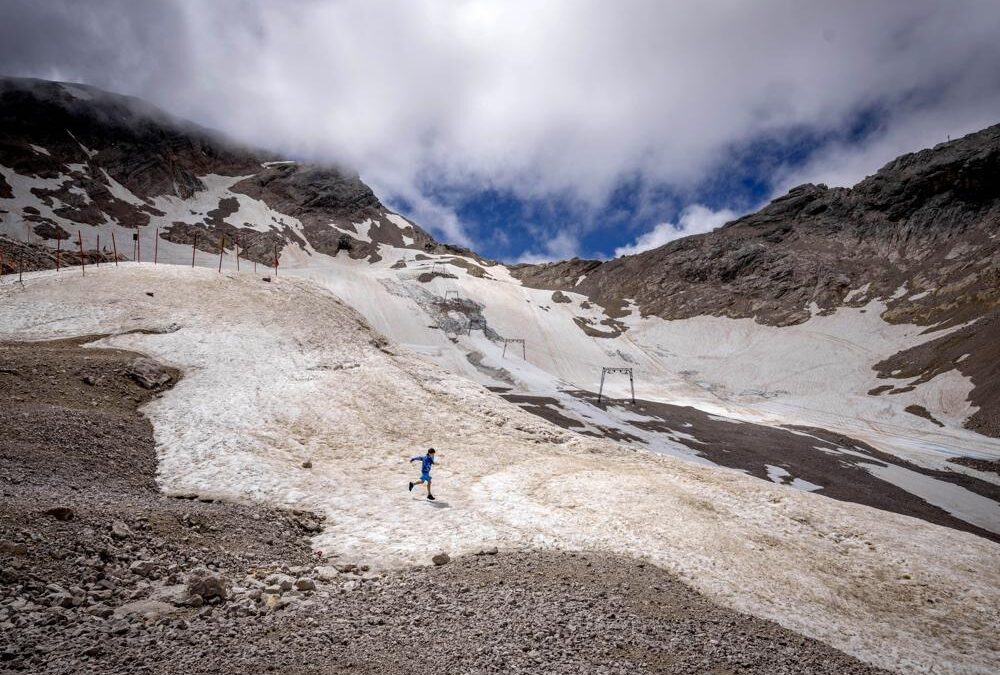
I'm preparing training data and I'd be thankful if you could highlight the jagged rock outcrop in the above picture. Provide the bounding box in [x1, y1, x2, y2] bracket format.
[514, 124, 1000, 329]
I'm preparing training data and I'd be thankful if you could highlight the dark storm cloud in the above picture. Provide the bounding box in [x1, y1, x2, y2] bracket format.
[2, 0, 1000, 248]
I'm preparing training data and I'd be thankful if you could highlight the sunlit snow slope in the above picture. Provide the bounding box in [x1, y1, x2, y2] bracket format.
[1, 264, 998, 675]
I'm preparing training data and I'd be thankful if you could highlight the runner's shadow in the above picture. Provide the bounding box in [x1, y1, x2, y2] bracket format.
[424, 500, 451, 509]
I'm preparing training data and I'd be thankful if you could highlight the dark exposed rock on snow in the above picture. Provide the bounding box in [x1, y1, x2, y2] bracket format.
[497, 390, 1000, 545]
[127, 357, 173, 390]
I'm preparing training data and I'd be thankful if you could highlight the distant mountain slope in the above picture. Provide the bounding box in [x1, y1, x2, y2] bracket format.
[514, 123, 1000, 330]
[511, 124, 1000, 437]
[0, 76, 478, 265]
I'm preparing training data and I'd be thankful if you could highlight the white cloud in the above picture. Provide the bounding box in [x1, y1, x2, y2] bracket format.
[3, 1, 1000, 248]
[515, 230, 581, 264]
[613, 205, 738, 257]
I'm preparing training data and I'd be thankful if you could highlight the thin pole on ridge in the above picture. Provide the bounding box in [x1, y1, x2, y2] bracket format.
[235, 234, 240, 272]
[56, 235, 61, 271]
[192, 234, 197, 268]
[96, 234, 100, 267]
[273, 244, 278, 277]
[77, 230, 85, 276]
[136, 229, 141, 264]
[154, 228, 159, 265]
[112, 232, 118, 266]
[218, 235, 224, 273]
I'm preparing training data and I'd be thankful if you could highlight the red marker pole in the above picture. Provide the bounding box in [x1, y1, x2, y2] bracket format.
[112, 231, 119, 266]
[218, 236, 224, 273]
[154, 227, 159, 264]
[273, 245, 278, 277]
[77, 230, 85, 276]
[192, 234, 198, 268]
[56, 235, 61, 271]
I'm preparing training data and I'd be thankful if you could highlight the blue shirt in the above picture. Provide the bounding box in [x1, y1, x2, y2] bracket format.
[412, 454, 434, 475]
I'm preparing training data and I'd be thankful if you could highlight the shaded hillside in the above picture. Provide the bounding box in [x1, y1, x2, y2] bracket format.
[0, 77, 466, 263]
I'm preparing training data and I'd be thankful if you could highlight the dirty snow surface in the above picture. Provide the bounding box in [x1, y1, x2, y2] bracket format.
[1, 265, 998, 675]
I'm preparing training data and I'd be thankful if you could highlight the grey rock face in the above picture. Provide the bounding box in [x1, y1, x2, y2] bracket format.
[186, 568, 229, 601]
[128, 357, 172, 390]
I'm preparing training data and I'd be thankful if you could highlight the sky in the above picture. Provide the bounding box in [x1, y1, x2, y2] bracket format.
[2, 0, 999, 262]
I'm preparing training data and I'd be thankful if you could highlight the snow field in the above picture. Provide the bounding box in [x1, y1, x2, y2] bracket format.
[1, 265, 998, 674]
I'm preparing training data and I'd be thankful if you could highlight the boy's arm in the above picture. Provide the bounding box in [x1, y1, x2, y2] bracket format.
[409, 456, 421, 462]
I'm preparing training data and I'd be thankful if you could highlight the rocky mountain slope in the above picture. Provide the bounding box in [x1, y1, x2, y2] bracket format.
[0, 77, 477, 266]
[513, 124, 1000, 329]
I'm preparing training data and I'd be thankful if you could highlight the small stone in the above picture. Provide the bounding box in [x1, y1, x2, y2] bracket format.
[129, 560, 157, 578]
[110, 520, 131, 540]
[264, 573, 294, 592]
[314, 566, 339, 581]
[432, 553, 451, 566]
[293, 578, 315, 592]
[186, 567, 228, 601]
[301, 460, 312, 469]
[44, 506, 74, 521]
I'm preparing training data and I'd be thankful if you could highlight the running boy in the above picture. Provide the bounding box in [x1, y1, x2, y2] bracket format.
[408, 448, 437, 501]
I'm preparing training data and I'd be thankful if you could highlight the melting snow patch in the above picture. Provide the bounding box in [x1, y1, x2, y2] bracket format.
[29, 144, 51, 156]
[765, 465, 822, 492]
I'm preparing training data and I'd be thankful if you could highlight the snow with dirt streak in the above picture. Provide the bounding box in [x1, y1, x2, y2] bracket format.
[1, 265, 997, 675]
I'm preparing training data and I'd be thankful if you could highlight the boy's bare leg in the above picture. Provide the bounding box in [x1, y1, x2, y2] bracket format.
[426, 480, 432, 495]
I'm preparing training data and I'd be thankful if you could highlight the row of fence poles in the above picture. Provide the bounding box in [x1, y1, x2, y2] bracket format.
[191, 233, 278, 275]
[2, 228, 283, 280]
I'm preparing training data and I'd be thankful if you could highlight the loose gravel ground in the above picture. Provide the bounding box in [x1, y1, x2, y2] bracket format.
[0, 338, 888, 674]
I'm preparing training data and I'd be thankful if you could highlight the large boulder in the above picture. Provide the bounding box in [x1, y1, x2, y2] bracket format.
[185, 567, 229, 601]
[128, 357, 172, 389]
